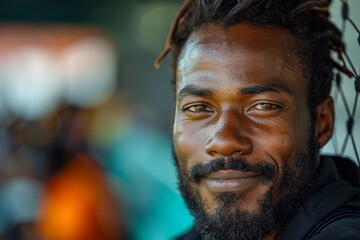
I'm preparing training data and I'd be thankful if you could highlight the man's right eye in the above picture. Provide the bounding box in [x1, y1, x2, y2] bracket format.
[183, 104, 213, 114]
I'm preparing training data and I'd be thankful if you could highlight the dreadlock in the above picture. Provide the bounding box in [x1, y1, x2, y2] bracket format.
[155, 0, 354, 108]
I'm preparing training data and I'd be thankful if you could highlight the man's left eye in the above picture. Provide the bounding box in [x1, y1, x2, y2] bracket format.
[252, 103, 280, 111]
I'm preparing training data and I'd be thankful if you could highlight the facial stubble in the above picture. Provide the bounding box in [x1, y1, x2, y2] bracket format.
[172, 132, 318, 240]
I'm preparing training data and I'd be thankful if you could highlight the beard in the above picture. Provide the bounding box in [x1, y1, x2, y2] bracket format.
[172, 132, 319, 240]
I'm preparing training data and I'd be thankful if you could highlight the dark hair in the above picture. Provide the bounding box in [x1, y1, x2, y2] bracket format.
[155, 0, 353, 108]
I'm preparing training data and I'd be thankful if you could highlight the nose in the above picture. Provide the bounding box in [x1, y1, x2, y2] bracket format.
[205, 109, 252, 157]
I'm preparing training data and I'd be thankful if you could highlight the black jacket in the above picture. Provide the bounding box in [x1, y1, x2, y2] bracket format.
[177, 156, 360, 240]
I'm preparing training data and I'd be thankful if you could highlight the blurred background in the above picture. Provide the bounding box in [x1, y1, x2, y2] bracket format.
[0, 0, 358, 240]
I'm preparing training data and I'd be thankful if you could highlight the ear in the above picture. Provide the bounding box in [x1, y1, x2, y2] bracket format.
[315, 96, 335, 148]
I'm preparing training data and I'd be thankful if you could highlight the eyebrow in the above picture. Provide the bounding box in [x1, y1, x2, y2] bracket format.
[177, 83, 292, 101]
[177, 84, 213, 101]
[240, 83, 292, 95]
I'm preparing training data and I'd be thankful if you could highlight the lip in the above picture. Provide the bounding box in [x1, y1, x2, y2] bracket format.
[203, 170, 262, 193]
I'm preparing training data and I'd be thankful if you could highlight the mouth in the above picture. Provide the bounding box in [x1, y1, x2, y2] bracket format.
[202, 170, 262, 193]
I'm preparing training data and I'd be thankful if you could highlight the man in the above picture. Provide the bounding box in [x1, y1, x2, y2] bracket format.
[155, 0, 360, 239]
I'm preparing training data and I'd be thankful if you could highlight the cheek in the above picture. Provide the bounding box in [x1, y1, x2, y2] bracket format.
[253, 111, 310, 170]
[173, 116, 211, 170]
[173, 122, 196, 170]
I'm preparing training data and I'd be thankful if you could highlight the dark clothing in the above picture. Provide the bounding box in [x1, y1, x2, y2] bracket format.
[177, 156, 360, 240]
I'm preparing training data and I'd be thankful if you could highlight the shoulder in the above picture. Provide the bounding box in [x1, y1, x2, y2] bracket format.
[311, 221, 360, 239]
[311, 212, 360, 240]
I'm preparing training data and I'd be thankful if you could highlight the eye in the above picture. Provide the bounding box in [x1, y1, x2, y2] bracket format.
[186, 105, 212, 113]
[183, 104, 213, 114]
[251, 103, 281, 111]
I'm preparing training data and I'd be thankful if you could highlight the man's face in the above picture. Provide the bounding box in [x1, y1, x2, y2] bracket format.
[173, 24, 322, 239]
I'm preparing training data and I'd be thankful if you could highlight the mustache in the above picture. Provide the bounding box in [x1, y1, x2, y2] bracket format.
[190, 157, 277, 183]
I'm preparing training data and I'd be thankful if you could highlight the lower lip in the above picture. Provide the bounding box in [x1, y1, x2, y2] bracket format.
[203, 175, 262, 193]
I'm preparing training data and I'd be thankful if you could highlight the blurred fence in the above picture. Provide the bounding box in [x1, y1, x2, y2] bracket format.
[327, 0, 360, 165]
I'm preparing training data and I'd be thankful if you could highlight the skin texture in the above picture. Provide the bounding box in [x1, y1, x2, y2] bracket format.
[173, 23, 335, 239]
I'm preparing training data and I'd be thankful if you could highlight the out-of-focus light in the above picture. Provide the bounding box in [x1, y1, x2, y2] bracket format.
[0, 24, 118, 120]
[61, 37, 117, 108]
[135, 2, 180, 53]
[2, 47, 62, 120]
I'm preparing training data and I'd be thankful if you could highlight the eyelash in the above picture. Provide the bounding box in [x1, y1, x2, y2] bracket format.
[183, 104, 213, 113]
[251, 102, 282, 111]
[181, 102, 282, 116]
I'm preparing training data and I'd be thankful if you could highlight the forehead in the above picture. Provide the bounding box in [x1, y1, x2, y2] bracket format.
[176, 24, 307, 92]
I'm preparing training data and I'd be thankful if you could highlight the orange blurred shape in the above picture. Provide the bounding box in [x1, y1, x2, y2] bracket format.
[37, 154, 125, 240]
[0, 23, 108, 53]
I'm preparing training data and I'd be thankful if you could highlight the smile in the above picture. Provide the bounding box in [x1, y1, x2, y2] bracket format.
[202, 170, 262, 193]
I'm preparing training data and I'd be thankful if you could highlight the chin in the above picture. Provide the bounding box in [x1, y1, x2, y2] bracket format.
[177, 159, 314, 240]
[199, 179, 272, 215]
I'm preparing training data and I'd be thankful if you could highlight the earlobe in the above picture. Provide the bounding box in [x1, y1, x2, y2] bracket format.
[316, 96, 335, 148]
